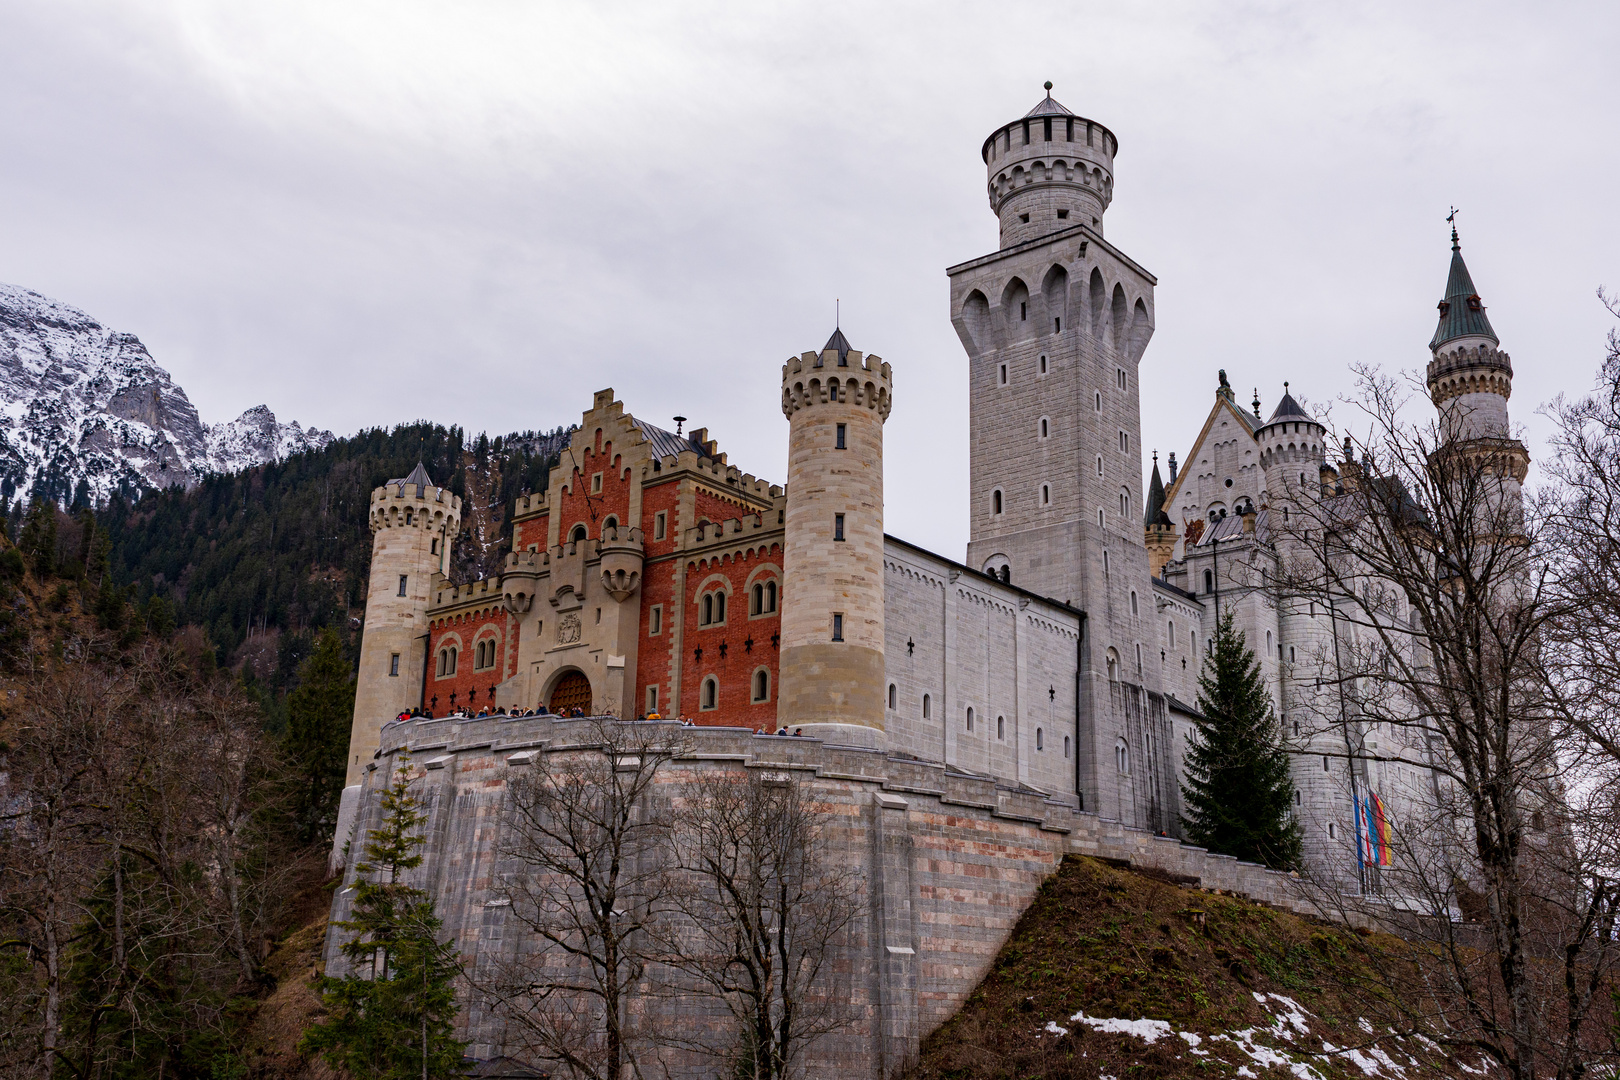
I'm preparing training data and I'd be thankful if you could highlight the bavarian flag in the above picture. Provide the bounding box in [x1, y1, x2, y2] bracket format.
[1361, 793, 1393, 868]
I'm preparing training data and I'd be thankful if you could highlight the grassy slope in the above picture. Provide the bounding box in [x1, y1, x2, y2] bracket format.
[908, 855, 1479, 1080]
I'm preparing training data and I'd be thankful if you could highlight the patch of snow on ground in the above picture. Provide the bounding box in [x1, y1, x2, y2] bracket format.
[1043, 1020, 1068, 1037]
[1065, 1010, 1173, 1044]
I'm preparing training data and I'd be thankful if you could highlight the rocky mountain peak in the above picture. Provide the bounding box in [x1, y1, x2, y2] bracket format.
[0, 283, 332, 505]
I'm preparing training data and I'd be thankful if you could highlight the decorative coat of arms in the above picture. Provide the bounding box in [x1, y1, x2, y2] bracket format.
[557, 611, 582, 644]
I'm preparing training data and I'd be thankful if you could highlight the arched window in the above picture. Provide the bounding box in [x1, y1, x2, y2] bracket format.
[1096, 455, 1104, 478]
[992, 489, 1003, 515]
[766, 581, 777, 612]
[1041, 484, 1051, 506]
[1135, 643, 1142, 673]
[701, 677, 718, 711]
[752, 669, 770, 703]
[996, 715, 1005, 740]
[702, 594, 714, 625]
[999, 566, 1010, 584]
[1167, 620, 1175, 646]
[571, 524, 588, 543]
[1098, 508, 1105, 527]
[922, 693, 931, 719]
[1095, 391, 1102, 411]
[1120, 489, 1129, 517]
[1266, 630, 1273, 655]
[1204, 569, 1214, 593]
[1130, 590, 1138, 616]
[1039, 417, 1049, 439]
[888, 683, 898, 710]
[1328, 822, 1337, 840]
[1039, 354, 1048, 374]
[752, 583, 764, 614]
[1063, 735, 1071, 759]
[1105, 647, 1119, 681]
[1116, 739, 1130, 774]
[1036, 727, 1044, 751]
[405, 508, 413, 526]
[966, 707, 975, 732]
[714, 591, 726, 623]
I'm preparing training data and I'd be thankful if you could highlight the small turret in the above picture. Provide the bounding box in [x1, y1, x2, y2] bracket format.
[1143, 451, 1176, 577]
[1257, 384, 1326, 517]
[777, 330, 893, 747]
[981, 81, 1119, 249]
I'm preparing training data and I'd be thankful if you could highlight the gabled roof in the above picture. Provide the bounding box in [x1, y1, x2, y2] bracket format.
[1159, 385, 1261, 515]
[631, 417, 708, 461]
[1429, 228, 1498, 350]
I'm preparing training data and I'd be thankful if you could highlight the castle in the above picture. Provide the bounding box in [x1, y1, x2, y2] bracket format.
[327, 87, 1521, 1071]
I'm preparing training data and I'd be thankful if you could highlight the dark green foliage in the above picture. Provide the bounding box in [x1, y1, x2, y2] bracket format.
[284, 627, 356, 843]
[97, 422, 568, 659]
[1180, 609, 1302, 870]
[301, 759, 465, 1079]
[143, 593, 177, 638]
[18, 498, 54, 578]
[0, 547, 22, 585]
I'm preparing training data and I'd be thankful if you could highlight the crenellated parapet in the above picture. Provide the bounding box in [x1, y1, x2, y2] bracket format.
[780, 348, 893, 421]
[369, 480, 461, 535]
[1427, 343, 1514, 405]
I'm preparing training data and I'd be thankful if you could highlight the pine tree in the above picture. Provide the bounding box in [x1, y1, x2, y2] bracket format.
[19, 497, 55, 578]
[1180, 608, 1303, 869]
[301, 758, 465, 1079]
[284, 627, 355, 842]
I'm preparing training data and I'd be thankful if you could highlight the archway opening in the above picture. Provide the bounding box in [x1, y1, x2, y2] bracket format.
[549, 670, 593, 715]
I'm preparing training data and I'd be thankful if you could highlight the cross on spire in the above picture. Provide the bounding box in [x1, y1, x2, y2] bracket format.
[1447, 206, 1460, 250]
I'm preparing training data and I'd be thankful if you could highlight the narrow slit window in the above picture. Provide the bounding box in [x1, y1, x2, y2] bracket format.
[389, 653, 400, 677]
[835, 423, 846, 449]
[398, 574, 408, 597]
[833, 513, 845, 541]
[999, 363, 1008, 386]
[831, 613, 844, 642]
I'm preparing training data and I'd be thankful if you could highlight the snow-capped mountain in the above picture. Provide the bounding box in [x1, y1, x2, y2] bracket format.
[0, 283, 333, 505]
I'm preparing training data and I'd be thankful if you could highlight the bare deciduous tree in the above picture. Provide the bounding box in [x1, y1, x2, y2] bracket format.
[1264, 364, 1620, 1079]
[486, 718, 684, 1080]
[660, 770, 859, 1079]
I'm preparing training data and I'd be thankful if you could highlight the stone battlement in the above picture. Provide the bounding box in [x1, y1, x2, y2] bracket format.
[1427, 343, 1514, 404]
[780, 349, 893, 420]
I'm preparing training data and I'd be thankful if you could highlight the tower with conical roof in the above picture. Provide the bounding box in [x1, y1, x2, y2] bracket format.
[949, 84, 1163, 821]
[777, 330, 893, 746]
[1424, 226, 1528, 528]
[1257, 383, 1327, 519]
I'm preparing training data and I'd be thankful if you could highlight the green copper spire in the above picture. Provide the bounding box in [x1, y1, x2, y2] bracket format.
[1144, 450, 1170, 528]
[1429, 221, 1498, 351]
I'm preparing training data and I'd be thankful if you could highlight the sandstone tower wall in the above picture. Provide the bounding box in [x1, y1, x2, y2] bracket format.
[778, 344, 893, 745]
[347, 474, 461, 788]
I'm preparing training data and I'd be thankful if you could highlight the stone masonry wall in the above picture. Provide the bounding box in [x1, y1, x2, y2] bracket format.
[328, 716, 1346, 1079]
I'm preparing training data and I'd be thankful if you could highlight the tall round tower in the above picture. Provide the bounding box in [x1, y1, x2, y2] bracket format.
[777, 330, 893, 747]
[345, 462, 461, 788]
[981, 81, 1119, 249]
[1257, 385, 1327, 516]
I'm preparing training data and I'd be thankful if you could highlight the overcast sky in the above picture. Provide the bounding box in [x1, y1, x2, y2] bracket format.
[1, 0, 1615, 558]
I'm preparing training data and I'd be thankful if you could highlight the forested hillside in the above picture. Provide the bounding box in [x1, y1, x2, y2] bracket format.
[91, 421, 569, 679]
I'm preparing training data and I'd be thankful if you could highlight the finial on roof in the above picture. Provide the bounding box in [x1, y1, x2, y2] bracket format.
[1252, 388, 1261, 418]
[1044, 80, 1053, 96]
[1447, 206, 1460, 251]
[1284, 380, 1289, 393]
[673, 415, 686, 436]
